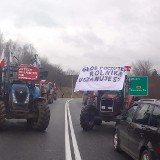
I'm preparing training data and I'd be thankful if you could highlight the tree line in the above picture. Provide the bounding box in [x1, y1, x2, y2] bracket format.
[132, 61, 160, 99]
[0, 33, 77, 89]
[0, 32, 160, 98]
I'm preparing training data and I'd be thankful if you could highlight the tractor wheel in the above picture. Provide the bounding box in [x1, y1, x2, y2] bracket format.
[51, 98, 54, 104]
[54, 96, 57, 101]
[94, 119, 102, 125]
[48, 98, 52, 104]
[48, 95, 53, 104]
[0, 102, 6, 127]
[80, 106, 96, 131]
[50, 97, 54, 104]
[28, 103, 50, 131]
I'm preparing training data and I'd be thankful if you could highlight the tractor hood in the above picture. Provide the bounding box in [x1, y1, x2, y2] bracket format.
[11, 83, 29, 104]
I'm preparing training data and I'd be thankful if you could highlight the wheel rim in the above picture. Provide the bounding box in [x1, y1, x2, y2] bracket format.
[113, 133, 118, 149]
[89, 121, 94, 125]
[142, 152, 150, 160]
[88, 111, 94, 126]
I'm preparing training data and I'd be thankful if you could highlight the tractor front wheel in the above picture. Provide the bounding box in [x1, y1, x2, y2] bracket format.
[28, 103, 50, 131]
[80, 106, 97, 131]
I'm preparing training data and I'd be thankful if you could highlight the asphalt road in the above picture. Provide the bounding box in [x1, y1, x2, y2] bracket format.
[0, 98, 133, 160]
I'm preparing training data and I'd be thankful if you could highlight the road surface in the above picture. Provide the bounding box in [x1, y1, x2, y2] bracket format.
[0, 98, 133, 160]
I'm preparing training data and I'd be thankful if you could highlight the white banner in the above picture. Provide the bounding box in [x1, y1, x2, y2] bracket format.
[74, 66, 128, 92]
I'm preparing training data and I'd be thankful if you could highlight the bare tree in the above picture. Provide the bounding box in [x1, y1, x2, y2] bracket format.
[40, 57, 66, 87]
[131, 60, 153, 76]
[65, 69, 78, 75]
[147, 69, 160, 99]
[20, 44, 36, 64]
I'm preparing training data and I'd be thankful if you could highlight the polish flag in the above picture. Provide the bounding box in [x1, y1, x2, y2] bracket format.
[0, 50, 5, 69]
[124, 65, 131, 72]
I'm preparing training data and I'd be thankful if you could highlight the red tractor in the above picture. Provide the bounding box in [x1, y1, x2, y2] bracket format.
[80, 76, 134, 131]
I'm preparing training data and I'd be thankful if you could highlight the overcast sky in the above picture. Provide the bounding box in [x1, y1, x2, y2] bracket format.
[0, 0, 160, 71]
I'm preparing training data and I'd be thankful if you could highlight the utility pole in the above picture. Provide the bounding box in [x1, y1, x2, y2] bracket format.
[71, 75, 74, 98]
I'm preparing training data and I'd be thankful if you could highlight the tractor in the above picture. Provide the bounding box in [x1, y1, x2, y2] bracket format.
[39, 80, 54, 104]
[0, 54, 50, 131]
[80, 75, 134, 131]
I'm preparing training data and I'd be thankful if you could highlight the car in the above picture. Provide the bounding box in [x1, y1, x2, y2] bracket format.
[113, 99, 160, 160]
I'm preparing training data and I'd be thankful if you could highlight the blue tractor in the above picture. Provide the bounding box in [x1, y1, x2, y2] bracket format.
[0, 54, 50, 131]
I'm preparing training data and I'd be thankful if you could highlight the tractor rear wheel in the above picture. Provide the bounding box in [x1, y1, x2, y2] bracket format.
[28, 103, 50, 131]
[0, 102, 6, 128]
[51, 97, 54, 104]
[48, 97, 52, 104]
[54, 96, 57, 101]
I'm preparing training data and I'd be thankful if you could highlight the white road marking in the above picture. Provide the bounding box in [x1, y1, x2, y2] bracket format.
[67, 104, 82, 160]
[65, 101, 72, 160]
[65, 99, 82, 160]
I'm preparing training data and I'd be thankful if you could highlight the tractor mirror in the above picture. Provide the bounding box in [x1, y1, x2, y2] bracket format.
[43, 71, 48, 78]
[39, 72, 43, 78]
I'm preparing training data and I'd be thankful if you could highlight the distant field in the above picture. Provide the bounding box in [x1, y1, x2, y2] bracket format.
[56, 87, 82, 98]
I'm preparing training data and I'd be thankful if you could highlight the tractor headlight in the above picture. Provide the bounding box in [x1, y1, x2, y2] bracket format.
[24, 94, 29, 104]
[12, 93, 17, 103]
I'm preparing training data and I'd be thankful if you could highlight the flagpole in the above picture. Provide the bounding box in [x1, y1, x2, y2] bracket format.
[0, 49, 4, 93]
[6, 46, 11, 88]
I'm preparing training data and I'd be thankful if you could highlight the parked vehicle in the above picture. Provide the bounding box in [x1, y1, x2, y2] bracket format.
[113, 99, 160, 160]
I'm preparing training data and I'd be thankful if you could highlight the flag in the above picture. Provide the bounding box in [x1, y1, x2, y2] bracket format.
[9, 51, 13, 63]
[33, 54, 41, 68]
[0, 50, 5, 69]
[124, 65, 131, 71]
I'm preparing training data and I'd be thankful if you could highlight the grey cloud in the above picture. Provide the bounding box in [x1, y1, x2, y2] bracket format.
[84, 46, 134, 64]
[0, 0, 62, 28]
[62, 32, 105, 50]
[1, 0, 160, 72]
[14, 11, 60, 28]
